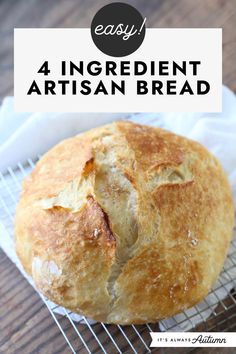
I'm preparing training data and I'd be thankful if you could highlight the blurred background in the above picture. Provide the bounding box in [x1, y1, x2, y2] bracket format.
[0, 0, 236, 103]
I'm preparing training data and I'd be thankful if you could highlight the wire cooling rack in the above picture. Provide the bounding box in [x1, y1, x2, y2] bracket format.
[0, 133, 236, 353]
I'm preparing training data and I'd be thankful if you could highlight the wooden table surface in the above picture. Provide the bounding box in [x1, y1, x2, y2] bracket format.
[0, 1, 236, 353]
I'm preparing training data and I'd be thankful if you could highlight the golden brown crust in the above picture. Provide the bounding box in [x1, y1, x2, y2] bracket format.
[21, 135, 93, 200]
[14, 121, 234, 324]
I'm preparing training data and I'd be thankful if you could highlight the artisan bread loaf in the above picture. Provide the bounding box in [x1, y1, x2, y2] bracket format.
[14, 121, 234, 324]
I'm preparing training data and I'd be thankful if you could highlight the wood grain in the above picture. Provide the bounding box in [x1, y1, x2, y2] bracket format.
[0, 0, 236, 353]
[0, 247, 236, 354]
[0, 249, 70, 354]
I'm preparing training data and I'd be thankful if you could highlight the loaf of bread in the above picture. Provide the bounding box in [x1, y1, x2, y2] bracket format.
[14, 121, 234, 324]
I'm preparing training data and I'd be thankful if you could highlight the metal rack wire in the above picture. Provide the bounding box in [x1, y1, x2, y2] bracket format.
[0, 155, 236, 353]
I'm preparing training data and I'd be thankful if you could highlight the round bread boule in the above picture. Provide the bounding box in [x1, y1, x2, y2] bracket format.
[14, 121, 234, 324]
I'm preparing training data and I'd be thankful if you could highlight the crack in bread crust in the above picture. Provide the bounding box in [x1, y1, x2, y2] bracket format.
[93, 123, 194, 316]
[93, 127, 138, 310]
[35, 122, 194, 316]
[14, 121, 234, 324]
